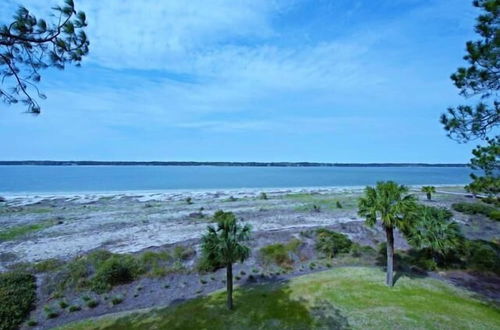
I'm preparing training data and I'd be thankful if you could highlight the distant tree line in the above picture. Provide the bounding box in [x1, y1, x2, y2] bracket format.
[0, 161, 469, 167]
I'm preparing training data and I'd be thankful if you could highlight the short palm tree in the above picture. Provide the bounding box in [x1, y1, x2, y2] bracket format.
[358, 181, 417, 286]
[201, 210, 251, 310]
[421, 186, 436, 201]
[406, 206, 463, 262]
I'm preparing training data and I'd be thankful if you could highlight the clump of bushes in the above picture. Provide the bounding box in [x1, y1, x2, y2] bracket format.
[452, 202, 499, 221]
[481, 196, 500, 207]
[173, 245, 195, 261]
[110, 295, 124, 305]
[259, 192, 268, 200]
[34, 258, 64, 273]
[44, 305, 59, 319]
[185, 197, 193, 205]
[69, 305, 81, 312]
[463, 240, 500, 272]
[260, 238, 302, 268]
[91, 255, 143, 293]
[0, 271, 36, 330]
[315, 229, 352, 258]
[260, 244, 292, 268]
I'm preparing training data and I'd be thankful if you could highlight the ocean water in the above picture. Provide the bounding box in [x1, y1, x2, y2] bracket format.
[0, 165, 474, 194]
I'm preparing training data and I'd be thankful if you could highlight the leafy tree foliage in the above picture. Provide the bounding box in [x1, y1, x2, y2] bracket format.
[405, 206, 463, 260]
[200, 210, 251, 310]
[358, 181, 417, 286]
[0, 0, 89, 114]
[440, 0, 499, 195]
[467, 136, 500, 194]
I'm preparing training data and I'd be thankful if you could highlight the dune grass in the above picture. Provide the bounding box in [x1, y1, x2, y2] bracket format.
[0, 220, 55, 241]
[59, 267, 500, 330]
[286, 193, 357, 211]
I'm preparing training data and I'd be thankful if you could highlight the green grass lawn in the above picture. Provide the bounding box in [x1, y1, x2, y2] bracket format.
[59, 267, 500, 330]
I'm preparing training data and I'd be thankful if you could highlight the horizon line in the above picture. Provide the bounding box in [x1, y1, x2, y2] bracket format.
[0, 160, 469, 167]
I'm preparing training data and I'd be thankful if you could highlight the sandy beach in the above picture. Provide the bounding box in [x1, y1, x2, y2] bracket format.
[0, 185, 487, 269]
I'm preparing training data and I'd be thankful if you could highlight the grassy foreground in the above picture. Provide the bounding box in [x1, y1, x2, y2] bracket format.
[59, 267, 500, 330]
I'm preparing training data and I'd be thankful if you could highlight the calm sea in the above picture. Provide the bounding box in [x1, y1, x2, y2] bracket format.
[0, 165, 475, 194]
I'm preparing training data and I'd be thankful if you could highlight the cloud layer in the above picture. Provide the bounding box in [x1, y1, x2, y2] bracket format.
[0, 0, 478, 162]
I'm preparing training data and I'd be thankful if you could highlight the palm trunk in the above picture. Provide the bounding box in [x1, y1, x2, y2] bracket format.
[426, 192, 431, 200]
[226, 263, 233, 310]
[385, 226, 394, 287]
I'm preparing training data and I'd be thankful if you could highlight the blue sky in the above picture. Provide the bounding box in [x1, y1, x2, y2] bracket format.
[0, 0, 480, 162]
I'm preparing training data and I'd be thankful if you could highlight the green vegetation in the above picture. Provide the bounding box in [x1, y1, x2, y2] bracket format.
[463, 239, 500, 273]
[452, 202, 500, 221]
[200, 210, 251, 309]
[185, 197, 193, 205]
[59, 267, 500, 330]
[358, 181, 417, 286]
[69, 305, 81, 312]
[43, 247, 190, 296]
[405, 206, 463, 262]
[259, 192, 268, 200]
[260, 238, 302, 268]
[315, 229, 352, 258]
[288, 193, 357, 211]
[440, 0, 499, 195]
[0, 220, 55, 241]
[34, 258, 64, 273]
[421, 186, 436, 200]
[86, 299, 99, 308]
[91, 255, 143, 293]
[44, 305, 59, 319]
[111, 295, 124, 306]
[0, 271, 37, 330]
[0, 0, 89, 114]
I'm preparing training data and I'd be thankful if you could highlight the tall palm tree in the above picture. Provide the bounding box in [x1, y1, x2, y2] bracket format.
[421, 186, 436, 201]
[358, 181, 417, 286]
[201, 210, 251, 310]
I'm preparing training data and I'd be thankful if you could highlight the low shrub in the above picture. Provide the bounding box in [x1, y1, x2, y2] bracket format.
[111, 295, 124, 305]
[464, 240, 500, 273]
[0, 271, 36, 330]
[489, 210, 500, 221]
[27, 319, 38, 326]
[86, 299, 98, 308]
[173, 245, 195, 261]
[69, 305, 81, 312]
[480, 196, 500, 207]
[34, 258, 64, 273]
[44, 306, 59, 319]
[452, 202, 499, 221]
[260, 238, 302, 268]
[91, 255, 143, 293]
[260, 243, 292, 267]
[259, 192, 268, 200]
[336, 201, 343, 209]
[196, 254, 222, 273]
[315, 229, 352, 258]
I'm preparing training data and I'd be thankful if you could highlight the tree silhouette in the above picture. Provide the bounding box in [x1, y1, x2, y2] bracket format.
[0, 0, 89, 114]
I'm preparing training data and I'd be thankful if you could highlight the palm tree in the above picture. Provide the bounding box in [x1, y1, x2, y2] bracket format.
[200, 210, 251, 310]
[406, 206, 463, 263]
[358, 181, 417, 286]
[421, 186, 436, 201]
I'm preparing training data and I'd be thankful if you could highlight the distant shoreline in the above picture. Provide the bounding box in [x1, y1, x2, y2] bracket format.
[0, 161, 469, 167]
